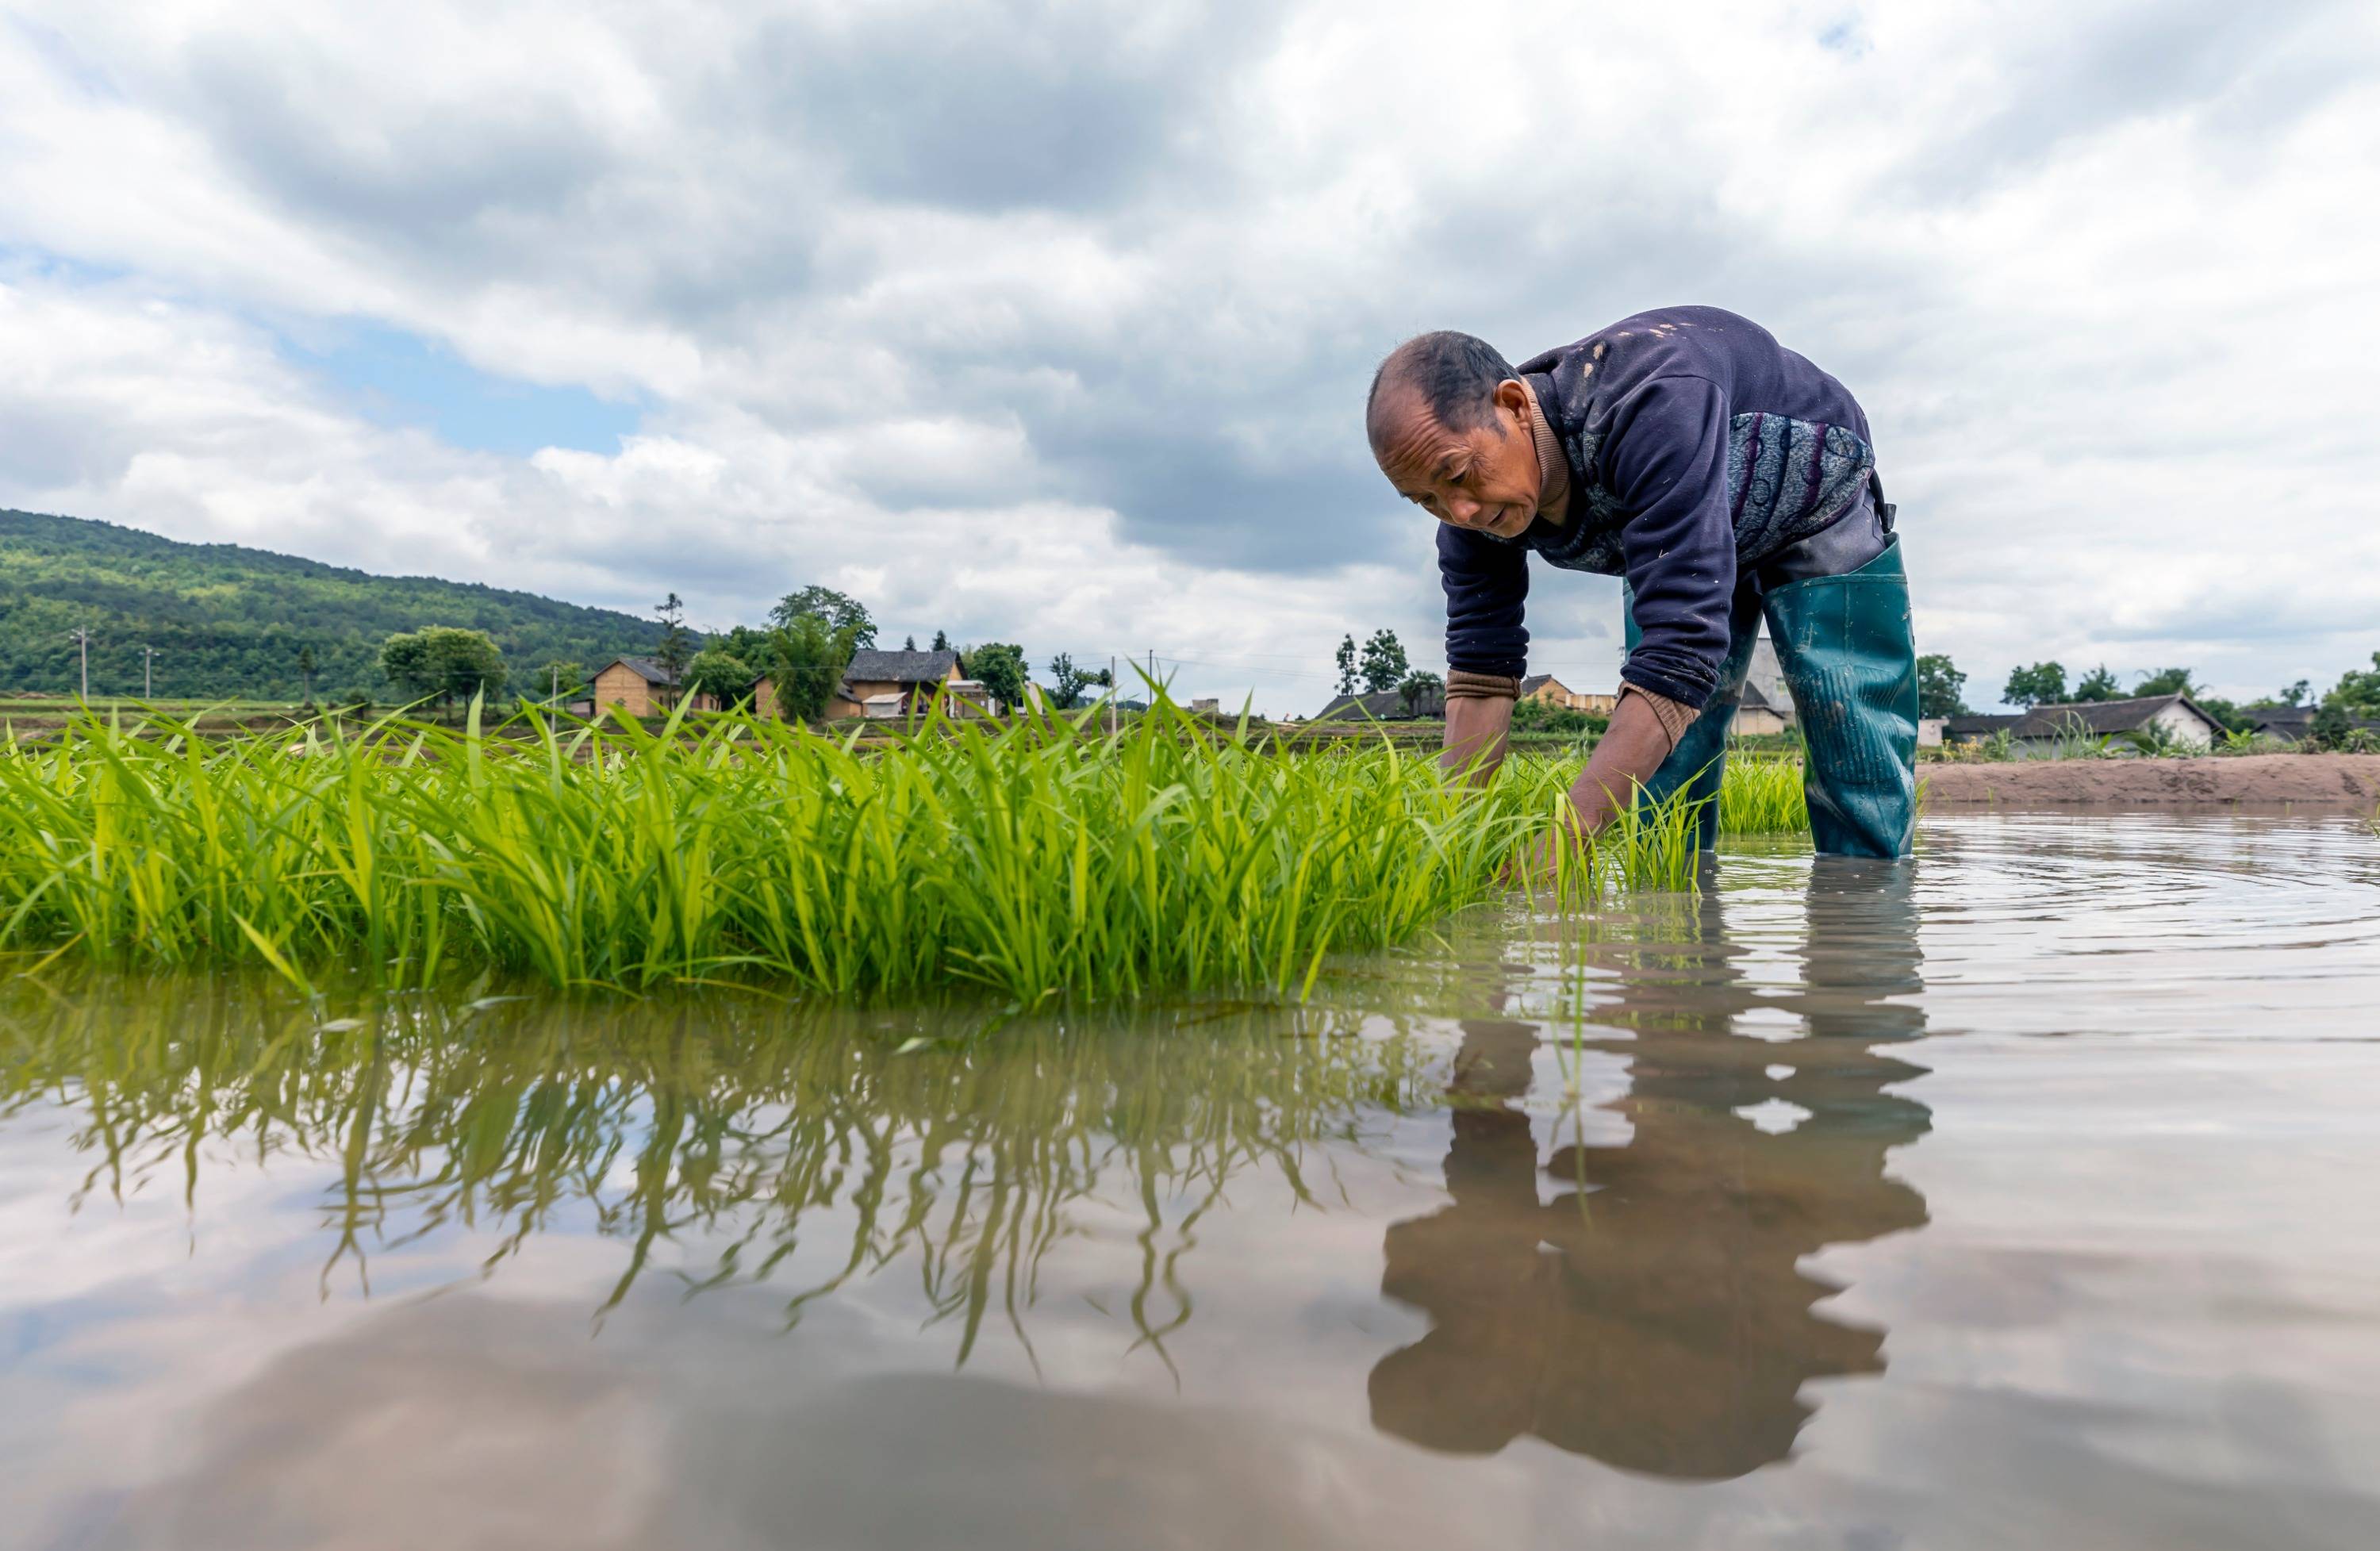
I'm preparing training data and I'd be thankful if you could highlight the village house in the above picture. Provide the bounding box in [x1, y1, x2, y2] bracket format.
[1518, 674, 1617, 716]
[1943, 693, 2225, 756]
[748, 647, 988, 721]
[1732, 678, 1792, 738]
[1315, 683, 1449, 721]
[592, 657, 704, 718]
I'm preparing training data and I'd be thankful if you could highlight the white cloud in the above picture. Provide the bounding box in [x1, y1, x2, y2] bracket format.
[2, 0, 2376, 711]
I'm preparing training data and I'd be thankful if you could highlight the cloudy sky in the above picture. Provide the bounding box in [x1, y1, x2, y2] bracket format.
[2, 0, 2374, 713]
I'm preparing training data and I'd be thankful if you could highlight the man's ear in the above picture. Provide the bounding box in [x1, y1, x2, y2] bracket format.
[1492, 378, 1531, 428]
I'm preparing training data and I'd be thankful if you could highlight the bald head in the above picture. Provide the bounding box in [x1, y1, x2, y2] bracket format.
[1365, 331, 1518, 455]
[1365, 331, 1545, 540]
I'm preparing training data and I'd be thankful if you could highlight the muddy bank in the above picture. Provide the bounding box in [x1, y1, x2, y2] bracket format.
[1922, 752, 2380, 806]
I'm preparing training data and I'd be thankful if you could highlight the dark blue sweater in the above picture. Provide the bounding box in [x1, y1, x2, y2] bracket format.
[1438, 306, 1877, 708]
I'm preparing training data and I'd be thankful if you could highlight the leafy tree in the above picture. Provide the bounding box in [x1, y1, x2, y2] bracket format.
[1334, 634, 1359, 696]
[904, 635, 916, 651]
[2309, 701, 2356, 750]
[2132, 666, 2199, 698]
[2193, 695, 2253, 735]
[378, 627, 505, 712]
[2071, 665, 2123, 701]
[530, 659, 586, 702]
[2324, 652, 2380, 718]
[1046, 652, 1109, 710]
[297, 644, 317, 704]
[931, 628, 950, 652]
[1398, 669, 1444, 717]
[2002, 661, 2067, 709]
[1359, 628, 1409, 694]
[683, 648, 756, 707]
[1915, 653, 1968, 719]
[770, 585, 877, 648]
[652, 593, 695, 705]
[766, 615, 860, 722]
[965, 642, 1030, 713]
[2254, 679, 2310, 709]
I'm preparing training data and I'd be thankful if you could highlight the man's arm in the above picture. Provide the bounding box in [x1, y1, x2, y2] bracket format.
[1441, 686, 1514, 783]
[1435, 517, 1528, 783]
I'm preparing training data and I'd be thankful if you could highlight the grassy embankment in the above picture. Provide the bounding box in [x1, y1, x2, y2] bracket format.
[0, 700, 1804, 1000]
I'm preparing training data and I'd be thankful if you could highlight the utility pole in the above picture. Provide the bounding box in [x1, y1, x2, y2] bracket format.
[68, 628, 91, 701]
[140, 646, 159, 698]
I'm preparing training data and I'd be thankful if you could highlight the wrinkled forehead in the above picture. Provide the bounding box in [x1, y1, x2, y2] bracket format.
[1368, 389, 1462, 481]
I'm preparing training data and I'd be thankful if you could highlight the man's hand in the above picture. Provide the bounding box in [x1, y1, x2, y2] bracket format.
[1560, 691, 1678, 831]
[1503, 692, 1683, 881]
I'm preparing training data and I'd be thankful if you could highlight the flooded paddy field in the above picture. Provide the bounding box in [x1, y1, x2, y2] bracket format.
[3, 811, 2378, 1550]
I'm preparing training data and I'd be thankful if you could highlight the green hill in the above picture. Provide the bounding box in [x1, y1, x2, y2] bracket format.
[0, 509, 666, 701]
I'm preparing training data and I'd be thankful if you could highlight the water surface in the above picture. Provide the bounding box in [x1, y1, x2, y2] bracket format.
[4, 812, 2377, 1549]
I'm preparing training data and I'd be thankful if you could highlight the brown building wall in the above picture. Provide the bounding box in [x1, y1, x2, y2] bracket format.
[593, 663, 655, 718]
[1524, 678, 1618, 716]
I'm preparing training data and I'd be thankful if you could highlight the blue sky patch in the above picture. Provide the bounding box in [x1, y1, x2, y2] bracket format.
[283, 322, 640, 459]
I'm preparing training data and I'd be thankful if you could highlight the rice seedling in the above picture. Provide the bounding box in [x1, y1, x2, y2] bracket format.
[1717, 756, 1809, 833]
[0, 697, 1722, 1000]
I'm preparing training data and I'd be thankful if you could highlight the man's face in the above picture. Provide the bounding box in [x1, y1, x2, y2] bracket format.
[1373, 379, 1542, 539]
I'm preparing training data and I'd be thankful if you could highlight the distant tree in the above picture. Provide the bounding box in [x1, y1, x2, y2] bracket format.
[965, 642, 1030, 713]
[770, 585, 877, 648]
[904, 634, 916, 651]
[1398, 669, 1444, 717]
[379, 627, 505, 712]
[2309, 701, 2356, 750]
[683, 649, 756, 708]
[2002, 661, 2067, 709]
[2193, 695, 2253, 735]
[2132, 666, 2199, 698]
[2323, 652, 2380, 718]
[1046, 651, 1109, 710]
[2071, 665, 2123, 701]
[653, 593, 694, 704]
[297, 644, 318, 704]
[931, 628, 950, 652]
[766, 616, 861, 723]
[1359, 629, 1409, 694]
[1334, 634, 1360, 694]
[1915, 653, 1968, 719]
[2257, 679, 2311, 709]
[531, 659, 586, 702]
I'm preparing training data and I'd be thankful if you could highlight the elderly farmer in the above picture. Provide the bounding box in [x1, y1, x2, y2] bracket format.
[1368, 305, 1917, 858]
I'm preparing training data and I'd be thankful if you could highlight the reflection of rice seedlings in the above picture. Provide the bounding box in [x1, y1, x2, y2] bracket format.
[0, 699, 1711, 1000]
[0, 971, 1438, 1367]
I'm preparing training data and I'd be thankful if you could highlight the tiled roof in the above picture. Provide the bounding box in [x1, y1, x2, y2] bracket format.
[604, 656, 680, 685]
[2006, 694, 2220, 738]
[843, 648, 959, 685]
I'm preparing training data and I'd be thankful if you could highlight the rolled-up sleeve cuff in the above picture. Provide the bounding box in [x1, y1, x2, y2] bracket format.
[1616, 683, 1699, 751]
[1619, 655, 1717, 711]
[1445, 670, 1521, 701]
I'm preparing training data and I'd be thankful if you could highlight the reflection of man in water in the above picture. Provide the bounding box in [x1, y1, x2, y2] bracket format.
[1369, 862, 1930, 1480]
